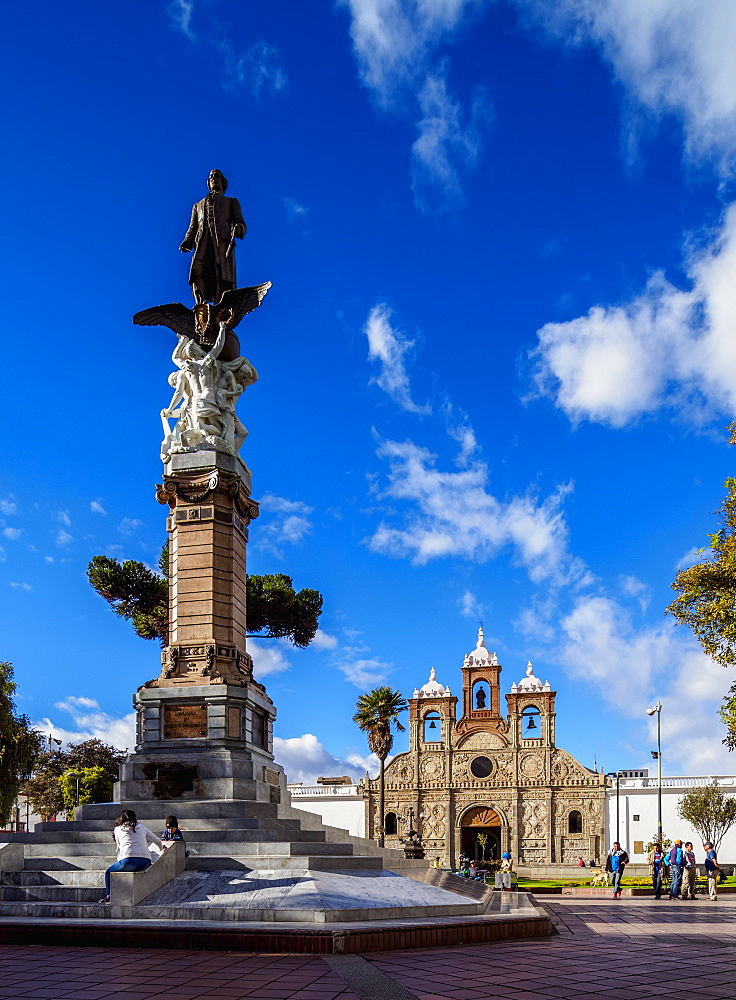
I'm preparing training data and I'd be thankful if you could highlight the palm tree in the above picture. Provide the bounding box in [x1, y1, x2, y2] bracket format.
[353, 686, 408, 848]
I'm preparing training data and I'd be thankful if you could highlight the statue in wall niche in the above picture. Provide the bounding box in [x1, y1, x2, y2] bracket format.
[475, 686, 487, 709]
[160, 320, 258, 459]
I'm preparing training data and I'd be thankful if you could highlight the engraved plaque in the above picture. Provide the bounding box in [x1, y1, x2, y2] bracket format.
[227, 706, 241, 739]
[163, 703, 207, 739]
[264, 767, 280, 787]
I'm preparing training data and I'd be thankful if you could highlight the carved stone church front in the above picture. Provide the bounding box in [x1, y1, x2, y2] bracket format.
[362, 629, 606, 865]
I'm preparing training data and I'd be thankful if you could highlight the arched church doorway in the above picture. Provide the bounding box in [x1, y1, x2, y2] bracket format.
[460, 806, 502, 862]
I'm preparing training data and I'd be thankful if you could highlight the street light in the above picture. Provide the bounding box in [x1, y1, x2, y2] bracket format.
[606, 771, 621, 843]
[646, 701, 663, 846]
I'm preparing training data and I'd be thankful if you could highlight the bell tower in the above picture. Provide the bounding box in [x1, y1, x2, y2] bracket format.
[506, 661, 556, 748]
[408, 668, 457, 751]
[454, 627, 507, 740]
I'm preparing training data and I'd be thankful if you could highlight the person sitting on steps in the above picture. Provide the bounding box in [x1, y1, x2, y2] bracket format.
[99, 809, 163, 904]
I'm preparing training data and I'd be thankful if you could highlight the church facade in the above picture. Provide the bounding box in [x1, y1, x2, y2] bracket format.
[362, 629, 607, 865]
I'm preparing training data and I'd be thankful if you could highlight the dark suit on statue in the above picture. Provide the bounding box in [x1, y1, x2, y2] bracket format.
[180, 192, 246, 303]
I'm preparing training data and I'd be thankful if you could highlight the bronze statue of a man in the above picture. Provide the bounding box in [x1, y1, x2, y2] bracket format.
[179, 169, 247, 305]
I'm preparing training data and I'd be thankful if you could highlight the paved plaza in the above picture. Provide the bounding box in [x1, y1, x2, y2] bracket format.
[1, 895, 735, 999]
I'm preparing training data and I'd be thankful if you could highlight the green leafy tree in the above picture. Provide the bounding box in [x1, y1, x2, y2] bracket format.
[0, 662, 43, 827]
[88, 545, 322, 648]
[667, 426, 736, 748]
[677, 784, 736, 853]
[59, 767, 113, 820]
[23, 739, 126, 821]
[353, 687, 408, 848]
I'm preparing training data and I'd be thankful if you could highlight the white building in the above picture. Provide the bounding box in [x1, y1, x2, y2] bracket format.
[287, 782, 365, 838]
[606, 771, 736, 864]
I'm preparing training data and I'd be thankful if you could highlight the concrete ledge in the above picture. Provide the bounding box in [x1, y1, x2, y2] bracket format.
[0, 843, 24, 873]
[110, 843, 185, 907]
[0, 909, 551, 953]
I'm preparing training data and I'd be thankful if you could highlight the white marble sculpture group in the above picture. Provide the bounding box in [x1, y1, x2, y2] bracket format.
[160, 321, 257, 460]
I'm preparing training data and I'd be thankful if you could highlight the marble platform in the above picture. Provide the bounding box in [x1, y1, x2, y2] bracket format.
[135, 866, 484, 922]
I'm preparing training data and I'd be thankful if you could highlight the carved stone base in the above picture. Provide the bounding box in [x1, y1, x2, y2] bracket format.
[117, 682, 283, 803]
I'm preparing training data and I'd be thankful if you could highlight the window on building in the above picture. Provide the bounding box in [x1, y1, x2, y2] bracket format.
[423, 711, 442, 742]
[568, 810, 583, 834]
[470, 756, 493, 779]
[633, 814, 640, 821]
[384, 812, 397, 835]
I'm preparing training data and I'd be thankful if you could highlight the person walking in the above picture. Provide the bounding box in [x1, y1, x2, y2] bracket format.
[666, 840, 685, 900]
[605, 841, 629, 897]
[704, 842, 721, 901]
[99, 809, 163, 904]
[648, 842, 665, 899]
[681, 842, 697, 900]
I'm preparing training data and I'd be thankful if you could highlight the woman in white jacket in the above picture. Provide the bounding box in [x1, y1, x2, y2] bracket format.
[100, 809, 163, 903]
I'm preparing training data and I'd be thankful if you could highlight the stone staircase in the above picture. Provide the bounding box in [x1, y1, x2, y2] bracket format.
[0, 799, 386, 920]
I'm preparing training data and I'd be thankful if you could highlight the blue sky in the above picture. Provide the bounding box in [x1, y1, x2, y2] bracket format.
[3, 0, 736, 782]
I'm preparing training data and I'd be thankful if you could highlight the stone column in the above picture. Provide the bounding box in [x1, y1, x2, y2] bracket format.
[116, 449, 285, 805]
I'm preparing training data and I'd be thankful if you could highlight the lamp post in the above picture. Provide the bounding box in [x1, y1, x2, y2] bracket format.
[606, 771, 621, 843]
[647, 701, 663, 846]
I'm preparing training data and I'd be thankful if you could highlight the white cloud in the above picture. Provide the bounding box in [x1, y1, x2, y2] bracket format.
[369, 436, 586, 585]
[256, 494, 313, 556]
[220, 39, 287, 98]
[676, 546, 711, 571]
[365, 304, 430, 414]
[2, 527, 22, 540]
[118, 518, 143, 535]
[339, 0, 478, 106]
[34, 697, 136, 751]
[249, 638, 291, 680]
[336, 655, 393, 688]
[90, 499, 107, 515]
[283, 198, 308, 221]
[412, 71, 490, 209]
[0, 499, 17, 515]
[168, 0, 196, 39]
[54, 510, 72, 527]
[459, 589, 486, 619]
[274, 732, 380, 784]
[312, 629, 339, 651]
[618, 574, 650, 613]
[55, 529, 73, 547]
[532, 204, 736, 427]
[557, 593, 735, 772]
[519, 0, 736, 177]
[9, 581, 31, 592]
[340, 0, 488, 204]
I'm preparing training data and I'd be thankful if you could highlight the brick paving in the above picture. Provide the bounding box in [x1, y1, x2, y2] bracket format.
[0, 896, 734, 999]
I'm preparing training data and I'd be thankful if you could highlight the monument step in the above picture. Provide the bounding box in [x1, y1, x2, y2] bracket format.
[178, 841, 353, 857]
[1, 871, 104, 887]
[33, 817, 262, 833]
[0, 902, 109, 919]
[24, 857, 113, 871]
[77, 800, 281, 821]
[0, 885, 103, 903]
[187, 855, 383, 871]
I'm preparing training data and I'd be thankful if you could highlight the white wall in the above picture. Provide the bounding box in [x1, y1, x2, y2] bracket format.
[606, 775, 736, 864]
[287, 786, 365, 838]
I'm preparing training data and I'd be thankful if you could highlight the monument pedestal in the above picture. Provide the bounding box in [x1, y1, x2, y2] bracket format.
[116, 682, 284, 803]
[117, 447, 285, 803]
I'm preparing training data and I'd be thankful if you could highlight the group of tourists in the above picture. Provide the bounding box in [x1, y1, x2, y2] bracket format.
[647, 840, 721, 901]
[605, 839, 722, 901]
[99, 810, 186, 904]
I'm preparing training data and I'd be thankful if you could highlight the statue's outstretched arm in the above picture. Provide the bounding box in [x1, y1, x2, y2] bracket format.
[172, 333, 190, 365]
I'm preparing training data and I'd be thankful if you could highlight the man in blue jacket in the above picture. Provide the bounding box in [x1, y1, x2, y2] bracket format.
[605, 842, 629, 897]
[667, 840, 685, 899]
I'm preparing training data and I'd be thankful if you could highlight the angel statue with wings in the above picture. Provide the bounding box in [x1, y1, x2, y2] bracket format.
[160, 320, 258, 460]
